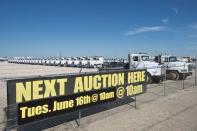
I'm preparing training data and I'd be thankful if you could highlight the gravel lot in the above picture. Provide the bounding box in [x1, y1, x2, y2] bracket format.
[0, 62, 196, 131]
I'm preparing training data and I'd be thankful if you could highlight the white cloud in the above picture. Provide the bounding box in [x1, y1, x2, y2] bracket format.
[187, 41, 197, 45]
[189, 23, 197, 29]
[125, 26, 166, 35]
[162, 18, 169, 24]
[188, 34, 197, 38]
[172, 7, 178, 14]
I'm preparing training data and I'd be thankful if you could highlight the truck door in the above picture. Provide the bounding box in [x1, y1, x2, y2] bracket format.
[164, 57, 169, 69]
[131, 56, 139, 69]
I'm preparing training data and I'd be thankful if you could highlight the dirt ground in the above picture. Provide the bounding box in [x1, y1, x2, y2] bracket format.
[45, 83, 197, 131]
[0, 62, 197, 131]
[0, 62, 97, 131]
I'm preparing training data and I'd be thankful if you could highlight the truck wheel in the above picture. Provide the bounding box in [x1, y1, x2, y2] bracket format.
[153, 77, 161, 83]
[147, 73, 153, 84]
[169, 71, 179, 80]
[179, 74, 187, 80]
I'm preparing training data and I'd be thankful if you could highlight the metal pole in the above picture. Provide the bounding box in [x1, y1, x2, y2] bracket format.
[195, 58, 197, 86]
[78, 110, 81, 126]
[3, 107, 6, 124]
[134, 95, 137, 109]
[79, 68, 83, 73]
[183, 74, 185, 90]
[163, 70, 166, 96]
[163, 80, 166, 96]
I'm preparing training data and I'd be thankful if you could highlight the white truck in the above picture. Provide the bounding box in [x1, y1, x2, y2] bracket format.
[42, 58, 47, 65]
[158, 55, 192, 80]
[0, 57, 8, 61]
[60, 57, 67, 66]
[66, 58, 74, 67]
[128, 53, 166, 83]
[87, 56, 104, 68]
[38, 58, 43, 65]
[45, 58, 51, 65]
[34, 58, 39, 65]
[54, 58, 61, 66]
[78, 57, 89, 67]
[72, 57, 81, 67]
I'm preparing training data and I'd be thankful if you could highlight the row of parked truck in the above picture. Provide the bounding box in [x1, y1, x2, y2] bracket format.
[7, 57, 127, 68]
[127, 53, 194, 83]
[0, 57, 8, 61]
[8, 56, 107, 68]
[7, 53, 194, 84]
[100, 53, 194, 83]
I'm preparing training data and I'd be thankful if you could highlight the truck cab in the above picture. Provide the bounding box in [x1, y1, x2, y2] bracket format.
[73, 57, 81, 67]
[34, 58, 39, 65]
[88, 57, 104, 68]
[60, 57, 67, 66]
[78, 57, 89, 67]
[38, 58, 43, 65]
[49, 58, 56, 66]
[128, 53, 166, 83]
[160, 55, 192, 80]
[54, 58, 61, 66]
[66, 57, 74, 67]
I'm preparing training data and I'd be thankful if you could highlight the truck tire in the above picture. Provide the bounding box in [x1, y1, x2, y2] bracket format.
[179, 74, 187, 80]
[147, 73, 153, 84]
[153, 77, 161, 83]
[169, 71, 179, 80]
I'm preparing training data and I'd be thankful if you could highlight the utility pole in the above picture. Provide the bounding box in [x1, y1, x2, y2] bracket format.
[59, 50, 62, 58]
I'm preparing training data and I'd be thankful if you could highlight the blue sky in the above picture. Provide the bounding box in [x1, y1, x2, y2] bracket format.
[0, 0, 197, 57]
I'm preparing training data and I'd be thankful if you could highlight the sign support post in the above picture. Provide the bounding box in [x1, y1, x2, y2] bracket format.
[78, 110, 81, 126]
[75, 110, 81, 127]
[134, 95, 137, 109]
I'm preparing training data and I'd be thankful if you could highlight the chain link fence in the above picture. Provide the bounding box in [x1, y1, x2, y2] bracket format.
[0, 80, 7, 131]
[0, 60, 196, 131]
[149, 60, 196, 98]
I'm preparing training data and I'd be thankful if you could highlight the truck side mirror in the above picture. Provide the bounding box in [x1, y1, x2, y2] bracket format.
[158, 55, 162, 65]
[155, 55, 162, 65]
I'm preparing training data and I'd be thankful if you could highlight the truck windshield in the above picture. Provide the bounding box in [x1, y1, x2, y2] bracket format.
[141, 56, 150, 61]
[169, 57, 177, 62]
